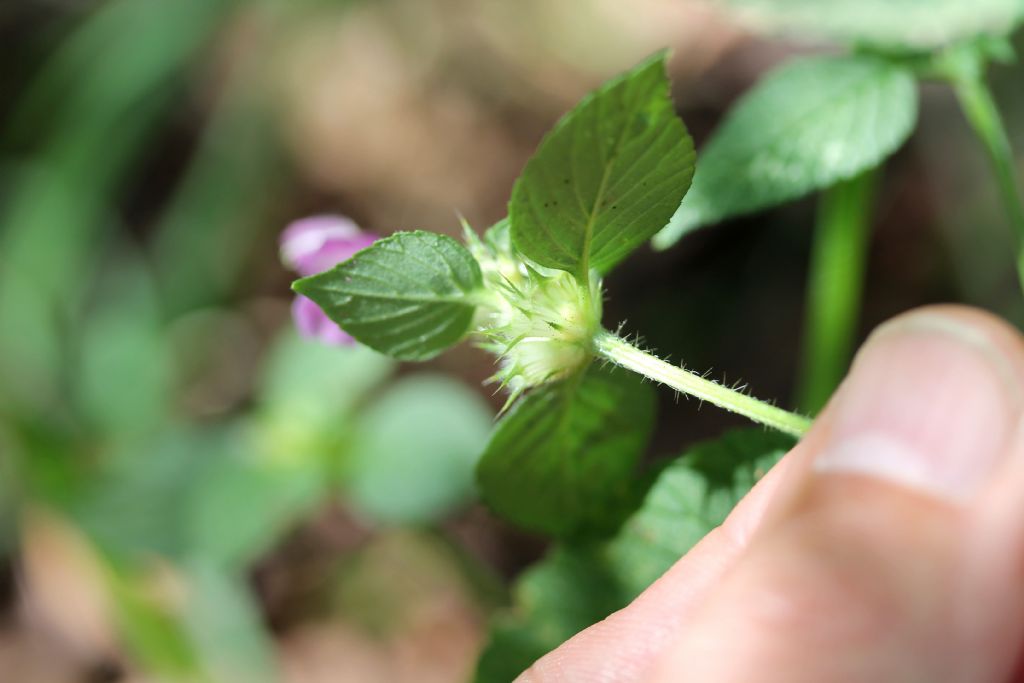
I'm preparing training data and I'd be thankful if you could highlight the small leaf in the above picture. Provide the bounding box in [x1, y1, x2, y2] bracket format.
[180, 560, 279, 683]
[109, 567, 204, 679]
[76, 257, 171, 438]
[474, 429, 792, 680]
[654, 54, 917, 248]
[510, 52, 695, 276]
[183, 445, 325, 571]
[74, 426, 225, 558]
[347, 374, 493, 524]
[476, 365, 656, 539]
[293, 231, 484, 361]
[722, 0, 1024, 50]
[259, 331, 394, 422]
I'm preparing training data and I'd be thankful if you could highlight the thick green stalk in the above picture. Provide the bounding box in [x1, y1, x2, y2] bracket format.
[593, 331, 811, 438]
[950, 68, 1024, 293]
[797, 170, 879, 415]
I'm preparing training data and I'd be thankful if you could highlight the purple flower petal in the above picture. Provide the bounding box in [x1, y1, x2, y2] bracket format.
[281, 214, 380, 346]
[291, 295, 355, 346]
[280, 215, 379, 277]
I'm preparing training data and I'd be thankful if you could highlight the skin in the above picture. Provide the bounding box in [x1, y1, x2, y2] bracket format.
[517, 305, 1024, 682]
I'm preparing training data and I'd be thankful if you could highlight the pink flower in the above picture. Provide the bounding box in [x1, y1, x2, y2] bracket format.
[280, 215, 379, 345]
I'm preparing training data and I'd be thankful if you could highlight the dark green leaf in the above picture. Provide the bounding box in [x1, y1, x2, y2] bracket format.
[510, 52, 695, 276]
[476, 365, 656, 539]
[722, 0, 1024, 50]
[605, 429, 793, 597]
[293, 231, 484, 361]
[474, 429, 793, 681]
[654, 54, 917, 248]
[474, 546, 619, 683]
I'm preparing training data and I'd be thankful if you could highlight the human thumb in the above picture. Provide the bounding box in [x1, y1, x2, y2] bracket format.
[653, 306, 1024, 682]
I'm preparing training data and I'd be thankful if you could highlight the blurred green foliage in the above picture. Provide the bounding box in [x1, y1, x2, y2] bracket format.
[0, 1, 493, 679]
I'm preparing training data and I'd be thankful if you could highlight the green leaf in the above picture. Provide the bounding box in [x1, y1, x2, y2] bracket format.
[74, 422, 318, 571]
[347, 374, 493, 524]
[474, 429, 792, 681]
[0, 0, 233, 413]
[109, 567, 204, 679]
[293, 231, 484, 361]
[605, 429, 793, 597]
[180, 560, 279, 683]
[180, 333, 402, 572]
[654, 54, 917, 248]
[183, 441, 326, 571]
[75, 253, 171, 439]
[474, 546, 620, 683]
[259, 330, 394, 422]
[476, 365, 656, 539]
[722, 0, 1024, 50]
[0, 429, 17, 550]
[73, 426, 225, 559]
[110, 557, 279, 683]
[509, 52, 695, 276]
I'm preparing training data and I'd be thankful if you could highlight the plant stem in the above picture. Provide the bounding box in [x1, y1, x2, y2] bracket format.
[950, 67, 1024, 293]
[797, 170, 878, 415]
[593, 330, 812, 438]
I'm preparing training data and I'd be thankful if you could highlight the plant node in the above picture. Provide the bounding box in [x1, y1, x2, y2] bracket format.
[466, 222, 602, 400]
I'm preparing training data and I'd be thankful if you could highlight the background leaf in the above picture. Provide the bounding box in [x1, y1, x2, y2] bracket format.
[182, 438, 326, 572]
[474, 429, 792, 681]
[259, 332, 394, 424]
[721, 0, 1024, 50]
[0, 0, 236, 415]
[179, 334, 394, 571]
[180, 559, 279, 683]
[654, 54, 917, 248]
[346, 375, 493, 524]
[510, 52, 695, 276]
[75, 252, 171, 440]
[107, 554, 279, 683]
[294, 231, 484, 361]
[476, 365, 656, 539]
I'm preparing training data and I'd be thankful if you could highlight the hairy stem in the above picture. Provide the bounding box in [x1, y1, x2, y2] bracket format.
[797, 170, 879, 415]
[950, 68, 1024, 293]
[593, 331, 812, 437]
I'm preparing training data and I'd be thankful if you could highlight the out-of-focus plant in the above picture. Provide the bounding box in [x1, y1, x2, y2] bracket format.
[0, 0, 495, 679]
[11, 300, 492, 682]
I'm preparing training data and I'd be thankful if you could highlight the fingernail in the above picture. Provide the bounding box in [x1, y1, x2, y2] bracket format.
[814, 311, 1023, 502]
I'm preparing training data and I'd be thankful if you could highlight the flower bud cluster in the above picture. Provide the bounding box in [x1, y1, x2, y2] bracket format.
[466, 223, 602, 400]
